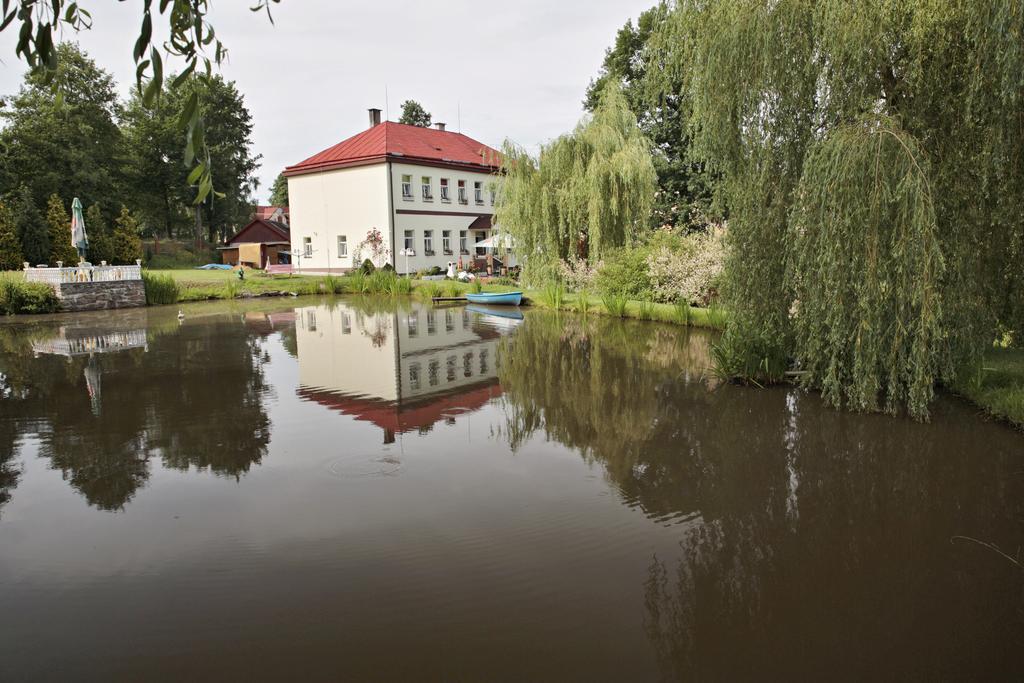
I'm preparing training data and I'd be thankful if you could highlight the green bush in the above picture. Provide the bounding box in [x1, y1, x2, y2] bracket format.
[428, 265, 444, 276]
[360, 259, 376, 275]
[381, 263, 395, 273]
[0, 280, 60, 315]
[142, 272, 180, 305]
[595, 249, 652, 299]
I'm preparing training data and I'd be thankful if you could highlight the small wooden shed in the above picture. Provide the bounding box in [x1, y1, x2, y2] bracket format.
[219, 219, 291, 269]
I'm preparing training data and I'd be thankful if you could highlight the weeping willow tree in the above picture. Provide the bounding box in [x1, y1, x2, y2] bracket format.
[495, 86, 656, 275]
[657, 0, 1024, 418]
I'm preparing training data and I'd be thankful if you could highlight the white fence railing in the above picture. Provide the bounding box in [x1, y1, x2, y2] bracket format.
[24, 261, 143, 285]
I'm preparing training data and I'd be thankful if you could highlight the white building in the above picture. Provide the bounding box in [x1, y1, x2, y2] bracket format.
[285, 109, 506, 275]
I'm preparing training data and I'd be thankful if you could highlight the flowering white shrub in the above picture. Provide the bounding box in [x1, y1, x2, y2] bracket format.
[557, 254, 601, 292]
[646, 228, 727, 305]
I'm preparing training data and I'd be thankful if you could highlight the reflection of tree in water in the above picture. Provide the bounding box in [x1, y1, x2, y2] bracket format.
[0, 313, 274, 510]
[499, 313, 1024, 680]
[0, 412, 20, 517]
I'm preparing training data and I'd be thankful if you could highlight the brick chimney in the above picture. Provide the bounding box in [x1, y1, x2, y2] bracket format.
[435, 122, 446, 132]
[368, 108, 382, 127]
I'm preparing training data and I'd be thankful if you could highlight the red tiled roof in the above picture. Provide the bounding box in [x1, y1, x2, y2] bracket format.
[284, 122, 502, 177]
[225, 218, 290, 246]
[255, 206, 288, 220]
[297, 379, 502, 434]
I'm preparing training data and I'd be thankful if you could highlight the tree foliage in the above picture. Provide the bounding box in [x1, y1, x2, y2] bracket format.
[496, 86, 656, 278]
[585, 2, 713, 229]
[85, 203, 115, 264]
[45, 193, 78, 264]
[111, 207, 143, 265]
[14, 185, 47, 265]
[0, 44, 124, 213]
[268, 172, 289, 206]
[398, 100, 432, 127]
[656, 0, 1024, 417]
[0, 0, 279, 204]
[0, 200, 22, 270]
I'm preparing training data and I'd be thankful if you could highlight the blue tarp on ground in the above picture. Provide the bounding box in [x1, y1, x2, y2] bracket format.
[196, 264, 233, 270]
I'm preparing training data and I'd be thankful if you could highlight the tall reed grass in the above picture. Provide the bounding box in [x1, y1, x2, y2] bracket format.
[638, 299, 655, 320]
[141, 272, 180, 305]
[540, 282, 565, 309]
[602, 292, 628, 317]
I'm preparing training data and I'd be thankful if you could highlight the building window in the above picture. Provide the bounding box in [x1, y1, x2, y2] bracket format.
[337, 235, 348, 257]
[306, 310, 317, 332]
[440, 178, 450, 201]
[404, 230, 414, 251]
[402, 174, 412, 199]
[463, 352, 473, 378]
[341, 313, 351, 334]
[445, 309, 454, 332]
[303, 236, 312, 257]
[428, 360, 440, 386]
[421, 176, 433, 200]
[423, 230, 434, 255]
[475, 231, 487, 256]
[442, 230, 452, 254]
[474, 181, 483, 204]
[480, 348, 489, 374]
[407, 313, 419, 337]
[490, 188, 496, 205]
[409, 363, 421, 391]
[459, 230, 469, 254]
[446, 355, 457, 382]
[457, 180, 467, 204]
[427, 310, 436, 335]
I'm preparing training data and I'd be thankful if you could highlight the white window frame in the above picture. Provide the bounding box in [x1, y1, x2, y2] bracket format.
[404, 230, 414, 251]
[440, 178, 450, 201]
[401, 174, 412, 199]
[337, 235, 348, 258]
[490, 188, 496, 205]
[303, 236, 312, 257]
[421, 176, 433, 200]
[459, 230, 469, 254]
[423, 230, 434, 255]
[474, 181, 483, 204]
[457, 180, 467, 204]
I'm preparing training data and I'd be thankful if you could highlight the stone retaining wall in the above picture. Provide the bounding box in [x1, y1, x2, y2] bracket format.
[55, 280, 147, 312]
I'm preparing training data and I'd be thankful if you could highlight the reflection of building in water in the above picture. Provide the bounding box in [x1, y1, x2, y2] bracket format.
[31, 327, 149, 415]
[295, 303, 505, 441]
[31, 328, 148, 357]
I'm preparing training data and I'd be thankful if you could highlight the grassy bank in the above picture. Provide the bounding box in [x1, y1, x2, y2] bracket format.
[409, 279, 725, 330]
[953, 348, 1024, 429]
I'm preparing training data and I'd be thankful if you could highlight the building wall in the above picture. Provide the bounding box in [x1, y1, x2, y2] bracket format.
[389, 161, 498, 274]
[55, 280, 146, 312]
[288, 163, 392, 273]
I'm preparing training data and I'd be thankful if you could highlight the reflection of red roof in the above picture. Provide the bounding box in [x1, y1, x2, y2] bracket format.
[285, 122, 502, 177]
[297, 379, 502, 434]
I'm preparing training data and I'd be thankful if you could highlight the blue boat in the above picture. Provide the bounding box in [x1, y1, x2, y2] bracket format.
[465, 291, 523, 306]
[466, 304, 525, 321]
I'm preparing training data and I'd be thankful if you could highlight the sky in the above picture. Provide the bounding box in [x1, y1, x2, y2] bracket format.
[0, 0, 652, 203]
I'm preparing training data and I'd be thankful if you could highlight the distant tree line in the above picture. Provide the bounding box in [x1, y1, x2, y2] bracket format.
[0, 43, 260, 269]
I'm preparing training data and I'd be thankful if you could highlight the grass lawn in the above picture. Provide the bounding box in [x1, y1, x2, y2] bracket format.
[953, 347, 1024, 429]
[149, 268, 327, 301]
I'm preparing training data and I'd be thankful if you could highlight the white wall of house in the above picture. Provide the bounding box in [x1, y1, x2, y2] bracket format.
[389, 161, 501, 274]
[287, 163, 392, 273]
[288, 160, 504, 274]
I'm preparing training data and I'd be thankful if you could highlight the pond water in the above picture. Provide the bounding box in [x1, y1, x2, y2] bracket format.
[0, 298, 1021, 681]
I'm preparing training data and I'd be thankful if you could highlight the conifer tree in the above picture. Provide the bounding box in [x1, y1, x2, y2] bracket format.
[85, 203, 116, 264]
[46, 194, 79, 265]
[112, 207, 143, 265]
[0, 201, 23, 270]
[15, 186, 48, 266]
